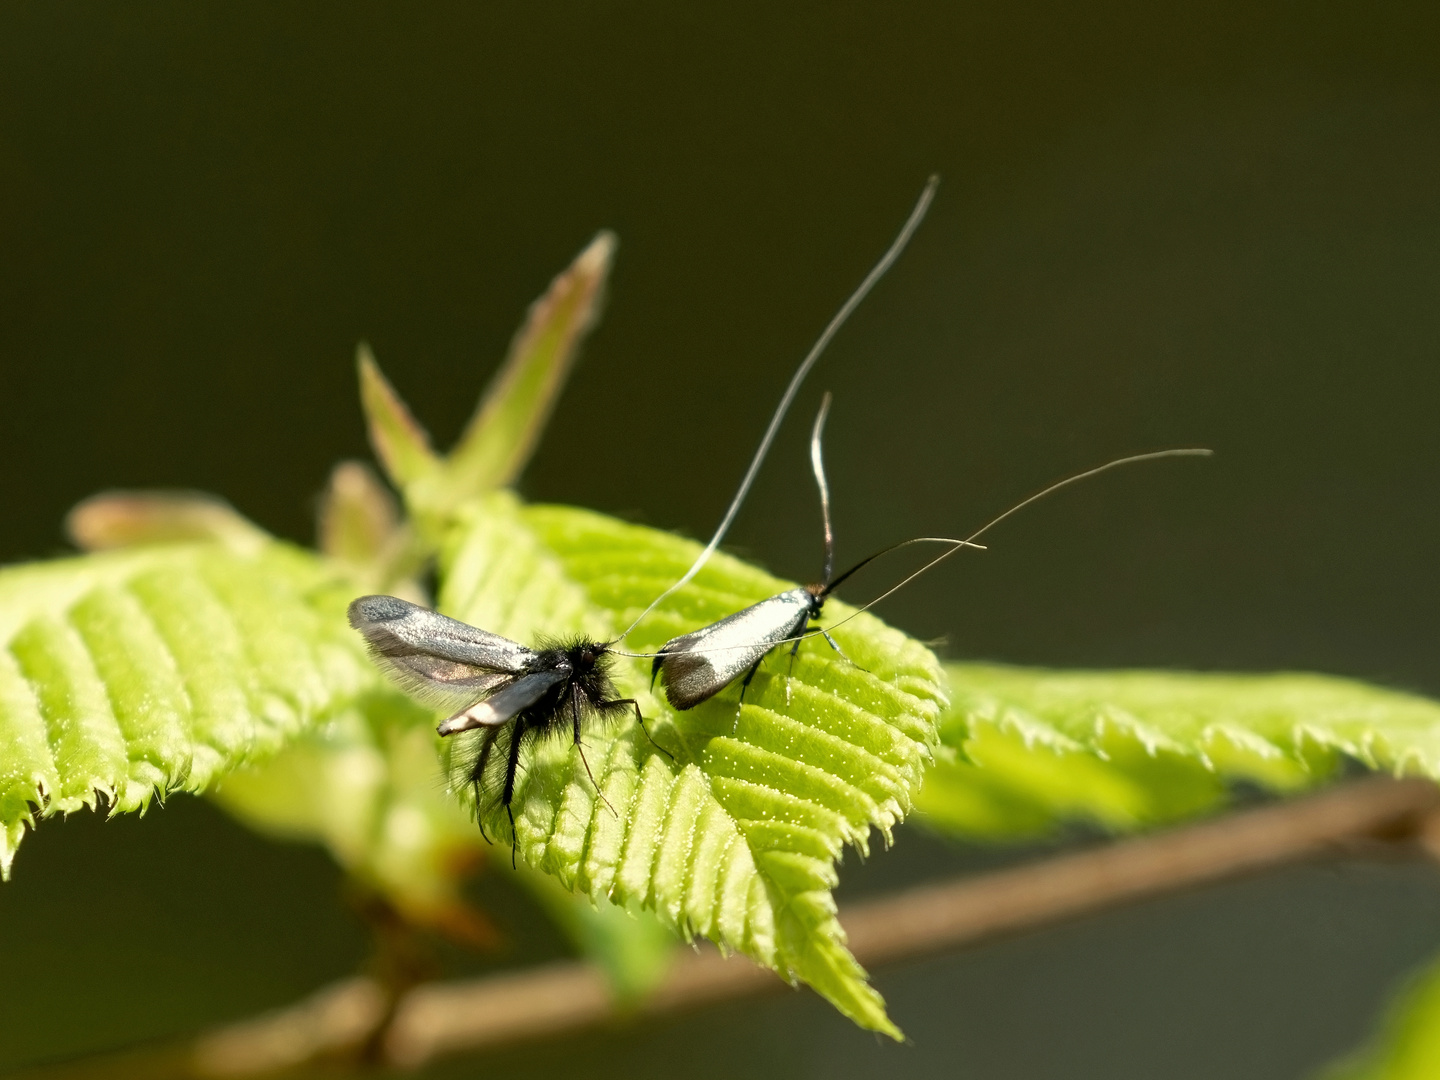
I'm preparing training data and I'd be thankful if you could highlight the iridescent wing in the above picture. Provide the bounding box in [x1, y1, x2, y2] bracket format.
[652, 587, 814, 710]
[347, 594, 538, 711]
[436, 669, 569, 736]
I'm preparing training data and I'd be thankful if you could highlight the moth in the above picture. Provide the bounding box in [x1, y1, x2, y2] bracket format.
[347, 594, 656, 863]
[348, 179, 943, 861]
[650, 392, 966, 710]
[650, 408, 1210, 710]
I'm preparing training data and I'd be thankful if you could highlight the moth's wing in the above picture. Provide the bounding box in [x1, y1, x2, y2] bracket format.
[437, 669, 569, 736]
[347, 594, 538, 710]
[656, 588, 813, 710]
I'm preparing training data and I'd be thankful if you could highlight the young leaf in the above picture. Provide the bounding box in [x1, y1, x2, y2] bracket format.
[66, 490, 270, 556]
[359, 234, 616, 533]
[919, 663, 1440, 840]
[357, 343, 442, 493]
[317, 461, 423, 596]
[0, 540, 374, 876]
[432, 492, 946, 1038]
[441, 231, 615, 497]
[318, 462, 402, 569]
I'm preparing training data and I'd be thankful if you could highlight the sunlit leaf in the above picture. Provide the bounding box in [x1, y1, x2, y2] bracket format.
[919, 663, 1440, 840]
[432, 491, 946, 1038]
[440, 231, 615, 498]
[0, 541, 372, 876]
[358, 343, 442, 493]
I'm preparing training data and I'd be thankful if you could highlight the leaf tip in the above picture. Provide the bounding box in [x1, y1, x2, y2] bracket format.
[66, 490, 269, 555]
[575, 229, 618, 282]
[444, 231, 618, 494]
[357, 342, 440, 491]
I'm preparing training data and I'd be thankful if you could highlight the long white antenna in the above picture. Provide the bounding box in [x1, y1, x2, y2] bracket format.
[615, 175, 940, 640]
[811, 392, 836, 585]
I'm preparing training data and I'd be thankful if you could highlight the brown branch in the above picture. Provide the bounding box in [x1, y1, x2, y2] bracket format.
[380, 775, 1440, 1067]
[19, 776, 1440, 1079]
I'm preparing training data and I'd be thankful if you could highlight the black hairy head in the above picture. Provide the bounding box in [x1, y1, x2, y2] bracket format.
[529, 635, 617, 694]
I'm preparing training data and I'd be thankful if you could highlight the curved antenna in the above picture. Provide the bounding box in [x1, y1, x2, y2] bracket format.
[822, 534, 982, 597]
[821, 447, 1213, 634]
[612, 175, 940, 642]
[606, 538, 983, 660]
[615, 447, 1212, 662]
[811, 392, 836, 585]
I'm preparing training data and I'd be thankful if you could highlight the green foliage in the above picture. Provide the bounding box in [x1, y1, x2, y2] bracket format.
[205, 232, 681, 1002]
[433, 492, 945, 1037]
[921, 663, 1440, 839]
[346, 231, 943, 1034]
[360, 231, 616, 537]
[0, 540, 372, 876]
[11, 225, 1440, 1049]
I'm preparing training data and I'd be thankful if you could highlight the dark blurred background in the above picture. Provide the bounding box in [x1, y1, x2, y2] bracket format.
[4, 3, 1440, 1077]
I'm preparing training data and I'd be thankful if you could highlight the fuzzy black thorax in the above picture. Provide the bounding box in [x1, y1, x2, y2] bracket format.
[346, 597, 665, 867]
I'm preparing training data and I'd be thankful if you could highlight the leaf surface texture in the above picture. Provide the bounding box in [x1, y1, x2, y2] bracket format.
[436, 492, 947, 1035]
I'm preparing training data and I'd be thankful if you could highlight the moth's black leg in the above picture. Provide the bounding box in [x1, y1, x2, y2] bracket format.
[472, 728, 501, 845]
[783, 620, 812, 706]
[473, 780, 490, 844]
[574, 691, 618, 816]
[788, 632, 805, 668]
[737, 656, 767, 704]
[604, 697, 674, 762]
[501, 723, 525, 869]
[733, 655, 769, 731]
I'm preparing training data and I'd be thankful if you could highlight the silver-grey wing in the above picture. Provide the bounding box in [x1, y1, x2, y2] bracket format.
[347, 594, 538, 710]
[436, 669, 568, 736]
[655, 588, 813, 710]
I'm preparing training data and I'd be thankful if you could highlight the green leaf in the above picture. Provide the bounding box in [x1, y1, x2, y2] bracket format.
[433, 491, 946, 1038]
[1320, 950, 1440, 1080]
[65, 490, 271, 555]
[358, 343, 442, 493]
[361, 234, 616, 535]
[440, 231, 615, 498]
[0, 540, 373, 876]
[919, 663, 1440, 840]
